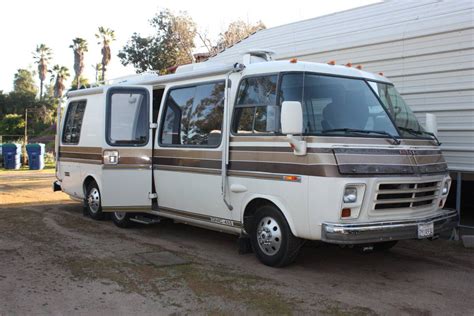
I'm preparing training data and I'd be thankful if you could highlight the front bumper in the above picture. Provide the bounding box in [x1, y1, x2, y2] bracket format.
[322, 209, 458, 244]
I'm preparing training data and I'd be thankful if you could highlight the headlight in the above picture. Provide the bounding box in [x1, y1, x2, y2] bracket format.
[343, 187, 357, 203]
[442, 182, 449, 195]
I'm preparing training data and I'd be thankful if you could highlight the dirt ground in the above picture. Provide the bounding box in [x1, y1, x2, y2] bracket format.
[0, 171, 473, 315]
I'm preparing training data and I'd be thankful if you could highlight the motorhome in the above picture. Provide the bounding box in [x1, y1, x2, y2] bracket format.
[54, 51, 457, 267]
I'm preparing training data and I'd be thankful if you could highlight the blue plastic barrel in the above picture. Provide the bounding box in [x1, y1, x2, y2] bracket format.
[26, 143, 45, 170]
[2, 143, 22, 170]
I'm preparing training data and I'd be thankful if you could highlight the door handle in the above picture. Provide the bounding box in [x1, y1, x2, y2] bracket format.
[103, 150, 119, 164]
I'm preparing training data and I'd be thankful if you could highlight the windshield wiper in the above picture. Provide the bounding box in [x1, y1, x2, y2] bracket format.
[397, 127, 441, 145]
[321, 128, 401, 145]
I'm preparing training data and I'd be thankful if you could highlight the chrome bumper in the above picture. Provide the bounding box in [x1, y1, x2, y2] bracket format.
[322, 209, 458, 244]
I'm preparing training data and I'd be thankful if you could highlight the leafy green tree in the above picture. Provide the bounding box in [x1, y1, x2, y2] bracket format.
[0, 114, 25, 135]
[13, 68, 38, 96]
[33, 44, 53, 99]
[70, 38, 88, 89]
[214, 20, 265, 53]
[71, 76, 90, 90]
[118, 9, 196, 73]
[95, 27, 116, 81]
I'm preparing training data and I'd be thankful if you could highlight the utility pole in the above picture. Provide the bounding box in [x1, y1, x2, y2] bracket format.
[23, 108, 28, 165]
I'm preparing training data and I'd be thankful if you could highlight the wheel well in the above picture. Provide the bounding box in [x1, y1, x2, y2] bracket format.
[83, 176, 97, 196]
[243, 198, 279, 234]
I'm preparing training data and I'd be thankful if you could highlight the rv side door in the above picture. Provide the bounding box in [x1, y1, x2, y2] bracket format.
[100, 86, 153, 212]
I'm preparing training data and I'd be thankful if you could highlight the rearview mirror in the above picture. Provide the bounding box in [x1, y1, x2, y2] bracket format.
[281, 101, 303, 135]
[425, 113, 438, 136]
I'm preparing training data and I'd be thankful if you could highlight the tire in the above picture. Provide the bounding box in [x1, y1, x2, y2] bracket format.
[112, 211, 134, 228]
[250, 204, 303, 267]
[85, 181, 106, 220]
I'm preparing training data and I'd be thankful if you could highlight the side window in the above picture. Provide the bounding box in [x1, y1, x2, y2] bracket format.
[106, 88, 149, 146]
[160, 81, 225, 147]
[62, 100, 87, 144]
[232, 75, 278, 135]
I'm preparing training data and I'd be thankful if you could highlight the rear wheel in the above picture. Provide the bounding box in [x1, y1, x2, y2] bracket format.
[112, 212, 134, 228]
[85, 182, 105, 220]
[250, 205, 303, 267]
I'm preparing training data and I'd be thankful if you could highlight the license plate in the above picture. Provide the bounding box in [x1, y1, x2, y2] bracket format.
[418, 222, 434, 239]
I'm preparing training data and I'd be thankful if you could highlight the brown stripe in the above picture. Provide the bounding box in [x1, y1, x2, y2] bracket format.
[338, 164, 415, 175]
[230, 151, 336, 165]
[335, 154, 412, 166]
[59, 152, 103, 161]
[154, 165, 221, 175]
[103, 164, 151, 170]
[230, 146, 333, 154]
[158, 207, 242, 228]
[153, 157, 221, 169]
[119, 156, 151, 165]
[414, 155, 446, 165]
[59, 146, 102, 154]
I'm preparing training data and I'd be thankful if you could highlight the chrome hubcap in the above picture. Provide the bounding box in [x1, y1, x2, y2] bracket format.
[114, 212, 126, 220]
[87, 188, 100, 214]
[257, 216, 282, 256]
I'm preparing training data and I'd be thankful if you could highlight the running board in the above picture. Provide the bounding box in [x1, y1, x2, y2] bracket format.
[130, 216, 161, 225]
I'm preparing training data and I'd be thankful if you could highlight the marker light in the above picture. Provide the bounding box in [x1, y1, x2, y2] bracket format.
[343, 187, 358, 203]
[345, 62, 352, 67]
[341, 208, 351, 218]
[290, 58, 298, 63]
[442, 182, 449, 195]
[379, 72, 384, 76]
[328, 60, 336, 65]
[356, 65, 363, 70]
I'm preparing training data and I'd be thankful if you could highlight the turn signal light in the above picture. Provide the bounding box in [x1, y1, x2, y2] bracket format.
[341, 208, 351, 218]
[283, 175, 301, 182]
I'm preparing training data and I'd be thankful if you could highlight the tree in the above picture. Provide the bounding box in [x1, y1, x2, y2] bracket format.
[198, 20, 266, 57]
[0, 114, 25, 135]
[92, 63, 103, 83]
[33, 44, 53, 99]
[118, 9, 196, 73]
[70, 38, 88, 89]
[71, 76, 90, 90]
[49, 65, 70, 98]
[13, 68, 38, 96]
[95, 27, 116, 81]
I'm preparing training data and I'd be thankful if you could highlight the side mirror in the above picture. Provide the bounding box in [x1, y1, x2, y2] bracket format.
[425, 113, 438, 136]
[281, 101, 303, 135]
[280, 101, 306, 156]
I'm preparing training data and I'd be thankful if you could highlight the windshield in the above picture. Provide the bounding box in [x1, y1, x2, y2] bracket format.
[369, 81, 428, 138]
[279, 73, 399, 137]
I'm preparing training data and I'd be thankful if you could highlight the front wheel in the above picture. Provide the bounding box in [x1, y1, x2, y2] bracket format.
[250, 205, 303, 267]
[112, 212, 134, 228]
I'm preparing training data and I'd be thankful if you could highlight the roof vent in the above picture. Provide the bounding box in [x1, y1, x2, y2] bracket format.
[242, 49, 276, 65]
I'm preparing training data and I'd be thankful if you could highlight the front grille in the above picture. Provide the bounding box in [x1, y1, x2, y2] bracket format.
[374, 180, 441, 211]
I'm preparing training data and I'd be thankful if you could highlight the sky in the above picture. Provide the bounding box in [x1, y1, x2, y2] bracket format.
[0, 0, 380, 93]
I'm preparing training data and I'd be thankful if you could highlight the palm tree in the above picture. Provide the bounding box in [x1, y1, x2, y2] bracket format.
[50, 65, 70, 99]
[70, 38, 88, 89]
[33, 44, 53, 99]
[95, 26, 116, 82]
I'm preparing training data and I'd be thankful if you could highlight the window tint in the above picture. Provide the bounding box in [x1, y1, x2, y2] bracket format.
[236, 75, 277, 106]
[280, 73, 398, 135]
[107, 89, 149, 146]
[160, 81, 225, 146]
[62, 100, 87, 144]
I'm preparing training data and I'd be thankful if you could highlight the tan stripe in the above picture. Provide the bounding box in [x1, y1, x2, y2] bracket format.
[58, 157, 102, 164]
[154, 149, 221, 160]
[414, 155, 446, 165]
[154, 165, 220, 175]
[230, 135, 437, 146]
[230, 151, 337, 165]
[119, 156, 151, 165]
[118, 148, 153, 156]
[103, 164, 151, 170]
[158, 207, 242, 228]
